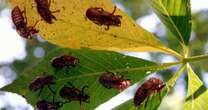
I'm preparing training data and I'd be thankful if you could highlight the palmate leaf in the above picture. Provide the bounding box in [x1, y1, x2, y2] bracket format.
[3, 48, 178, 110]
[184, 64, 208, 110]
[8, 0, 181, 58]
[150, 0, 192, 45]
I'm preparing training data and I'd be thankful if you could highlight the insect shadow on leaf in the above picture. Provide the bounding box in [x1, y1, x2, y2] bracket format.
[59, 82, 90, 109]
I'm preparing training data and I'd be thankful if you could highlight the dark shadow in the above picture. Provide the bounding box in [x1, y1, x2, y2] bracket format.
[185, 85, 207, 101]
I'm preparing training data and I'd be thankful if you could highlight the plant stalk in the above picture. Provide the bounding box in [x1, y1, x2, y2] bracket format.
[183, 54, 208, 63]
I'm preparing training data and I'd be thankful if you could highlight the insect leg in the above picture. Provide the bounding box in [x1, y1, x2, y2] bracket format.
[32, 20, 40, 28]
[38, 86, 44, 96]
[144, 96, 149, 110]
[111, 6, 117, 15]
[67, 82, 75, 88]
[47, 85, 56, 95]
[22, 7, 27, 24]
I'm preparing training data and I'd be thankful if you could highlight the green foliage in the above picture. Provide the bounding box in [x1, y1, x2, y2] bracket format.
[4, 0, 208, 109]
[150, 0, 192, 45]
[114, 86, 167, 110]
[4, 48, 171, 110]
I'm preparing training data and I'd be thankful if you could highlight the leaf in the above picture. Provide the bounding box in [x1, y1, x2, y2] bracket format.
[150, 0, 192, 45]
[8, 0, 181, 58]
[184, 64, 208, 110]
[167, 64, 186, 89]
[2, 48, 178, 110]
[114, 84, 167, 110]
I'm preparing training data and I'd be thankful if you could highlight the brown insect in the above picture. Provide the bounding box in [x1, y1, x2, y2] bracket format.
[29, 73, 56, 96]
[51, 55, 79, 69]
[86, 6, 122, 30]
[59, 82, 90, 105]
[134, 77, 166, 106]
[11, 6, 39, 39]
[99, 71, 131, 91]
[36, 100, 64, 110]
[35, 0, 60, 24]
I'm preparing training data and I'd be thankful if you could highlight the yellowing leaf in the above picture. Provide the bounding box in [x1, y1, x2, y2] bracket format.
[8, 0, 181, 58]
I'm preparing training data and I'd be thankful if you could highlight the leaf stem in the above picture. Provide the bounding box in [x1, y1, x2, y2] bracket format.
[183, 54, 208, 63]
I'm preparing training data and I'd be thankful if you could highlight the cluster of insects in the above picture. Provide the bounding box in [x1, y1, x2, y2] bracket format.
[28, 54, 90, 110]
[26, 53, 165, 109]
[11, 0, 122, 39]
[133, 77, 166, 106]
[11, 0, 59, 39]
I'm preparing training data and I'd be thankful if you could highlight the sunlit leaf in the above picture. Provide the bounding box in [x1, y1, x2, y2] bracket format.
[3, 48, 179, 110]
[150, 0, 192, 45]
[167, 64, 186, 89]
[8, 0, 181, 58]
[184, 64, 208, 110]
[114, 84, 167, 110]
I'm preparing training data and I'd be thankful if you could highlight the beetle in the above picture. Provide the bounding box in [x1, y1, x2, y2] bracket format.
[51, 55, 79, 69]
[35, 0, 60, 24]
[59, 82, 90, 105]
[36, 100, 64, 110]
[86, 6, 122, 30]
[29, 73, 56, 96]
[134, 77, 165, 106]
[11, 6, 39, 39]
[99, 71, 131, 91]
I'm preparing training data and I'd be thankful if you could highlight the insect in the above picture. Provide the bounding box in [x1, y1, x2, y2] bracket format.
[59, 82, 90, 105]
[36, 100, 64, 110]
[29, 73, 56, 96]
[99, 71, 131, 91]
[35, 0, 60, 24]
[134, 77, 166, 106]
[11, 6, 39, 39]
[51, 55, 79, 69]
[86, 6, 122, 30]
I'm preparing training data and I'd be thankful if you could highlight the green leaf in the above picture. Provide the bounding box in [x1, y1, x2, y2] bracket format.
[114, 84, 167, 110]
[150, 0, 192, 45]
[3, 48, 178, 110]
[167, 64, 186, 89]
[184, 64, 208, 110]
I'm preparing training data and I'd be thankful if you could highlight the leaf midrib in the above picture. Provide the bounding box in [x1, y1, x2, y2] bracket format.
[56, 62, 180, 82]
[157, 0, 185, 44]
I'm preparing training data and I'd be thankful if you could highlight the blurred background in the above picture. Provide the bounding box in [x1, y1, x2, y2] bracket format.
[0, 0, 208, 110]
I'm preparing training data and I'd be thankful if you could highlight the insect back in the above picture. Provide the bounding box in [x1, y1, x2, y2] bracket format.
[35, 0, 60, 24]
[29, 73, 56, 96]
[11, 6, 39, 39]
[51, 55, 79, 69]
[86, 6, 122, 30]
[99, 71, 131, 91]
[134, 77, 166, 107]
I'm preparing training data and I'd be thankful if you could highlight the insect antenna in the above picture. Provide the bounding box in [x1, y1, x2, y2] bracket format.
[111, 6, 117, 15]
